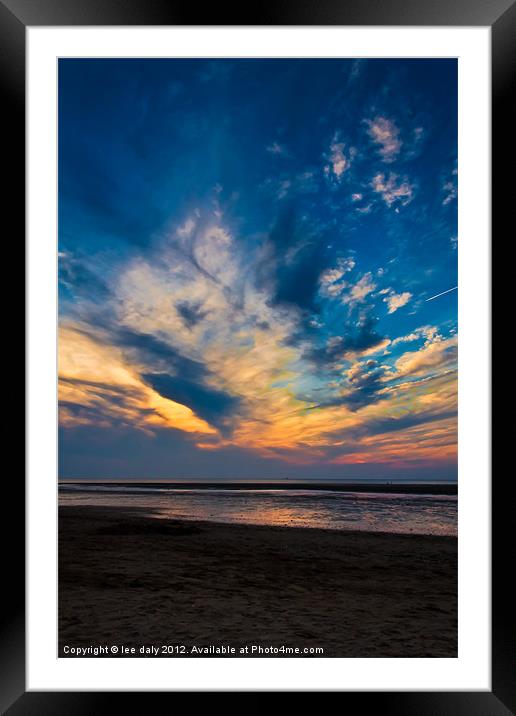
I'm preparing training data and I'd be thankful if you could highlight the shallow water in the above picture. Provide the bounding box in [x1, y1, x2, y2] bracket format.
[59, 484, 457, 536]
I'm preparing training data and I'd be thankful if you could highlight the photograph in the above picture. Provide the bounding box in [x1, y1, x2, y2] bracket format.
[57, 57, 459, 659]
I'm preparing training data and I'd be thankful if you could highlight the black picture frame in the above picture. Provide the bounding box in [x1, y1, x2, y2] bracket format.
[4, 0, 510, 709]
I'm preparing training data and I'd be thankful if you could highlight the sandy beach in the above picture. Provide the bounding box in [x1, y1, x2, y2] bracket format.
[59, 506, 457, 658]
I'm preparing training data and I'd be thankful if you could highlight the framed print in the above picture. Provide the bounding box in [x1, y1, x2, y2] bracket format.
[3, 0, 511, 709]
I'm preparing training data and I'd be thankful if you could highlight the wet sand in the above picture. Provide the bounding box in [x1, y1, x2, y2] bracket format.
[59, 506, 457, 658]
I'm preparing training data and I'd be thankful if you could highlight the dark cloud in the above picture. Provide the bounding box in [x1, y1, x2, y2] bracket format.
[59, 379, 152, 427]
[273, 243, 327, 312]
[176, 301, 209, 329]
[305, 316, 385, 368]
[359, 409, 457, 437]
[257, 206, 331, 314]
[60, 399, 152, 429]
[308, 359, 388, 412]
[72, 324, 241, 432]
[110, 327, 207, 383]
[342, 361, 388, 410]
[142, 373, 240, 432]
[60, 377, 141, 400]
[255, 320, 271, 331]
[343, 317, 385, 353]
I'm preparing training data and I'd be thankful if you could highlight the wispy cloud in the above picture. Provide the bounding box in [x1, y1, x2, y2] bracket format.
[442, 180, 457, 205]
[384, 290, 412, 314]
[319, 257, 355, 297]
[442, 165, 458, 205]
[391, 325, 437, 346]
[364, 116, 402, 162]
[394, 334, 457, 379]
[266, 141, 288, 156]
[320, 257, 355, 283]
[371, 172, 415, 207]
[342, 272, 377, 305]
[324, 133, 354, 180]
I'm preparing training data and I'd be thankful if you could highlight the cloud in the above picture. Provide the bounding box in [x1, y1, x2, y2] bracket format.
[305, 359, 389, 412]
[58, 210, 456, 471]
[263, 207, 331, 312]
[391, 325, 436, 346]
[324, 134, 353, 180]
[413, 126, 424, 143]
[176, 217, 196, 238]
[84, 215, 318, 444]
[384, 291, 412, 314]
[142, 373, 240, 432]
[342, 272, 376, 304]
[176, 301, 209, 329]
[266, 141, 287, 155]
[442, 181, 457, 205]
[325, 367, 458, 467]
[348, 405, 456, 440]
[442, 166, 458, 206]
[58, 324, 216, 436]
[58, 209, 455, 468]
[319, 280, 348, 298]
[305, 316, 385, 367]
[60, 307, 457, 468]
[342, 360, 389, 410]
[109, 326, 208, 382]
[330, 415, 457, 467]
[391, 332, 419, 346]
[276, 179, 291, 199]
[319, 257, 355, 297]
[394, 335, 457, 379]
[371, 172, 414, 207]
[364, 116, 401, 162]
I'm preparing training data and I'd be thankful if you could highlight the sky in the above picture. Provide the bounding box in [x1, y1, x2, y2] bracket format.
[58, 58, 458, 481]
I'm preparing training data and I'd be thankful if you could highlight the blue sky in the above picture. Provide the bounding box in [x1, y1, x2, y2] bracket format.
[58, 58, 458, 480]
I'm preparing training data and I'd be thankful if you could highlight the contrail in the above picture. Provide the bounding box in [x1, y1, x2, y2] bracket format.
[425, 286, 458, 302]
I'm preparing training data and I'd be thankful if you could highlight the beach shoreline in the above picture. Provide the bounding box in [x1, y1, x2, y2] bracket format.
[59, 481, 458, 496]
[59, 505, 457, 658]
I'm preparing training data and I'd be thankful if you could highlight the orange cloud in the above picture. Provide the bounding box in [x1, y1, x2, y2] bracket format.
[59, 324, 216, 436]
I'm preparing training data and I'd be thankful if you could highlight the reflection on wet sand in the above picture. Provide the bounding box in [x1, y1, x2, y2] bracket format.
[60, 488, 457, 536]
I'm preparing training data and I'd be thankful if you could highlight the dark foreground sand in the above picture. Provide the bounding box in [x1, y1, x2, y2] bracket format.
[59, 506, 457, 658]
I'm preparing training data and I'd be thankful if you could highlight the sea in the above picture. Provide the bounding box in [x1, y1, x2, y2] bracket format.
[59, 480, 457, 537]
